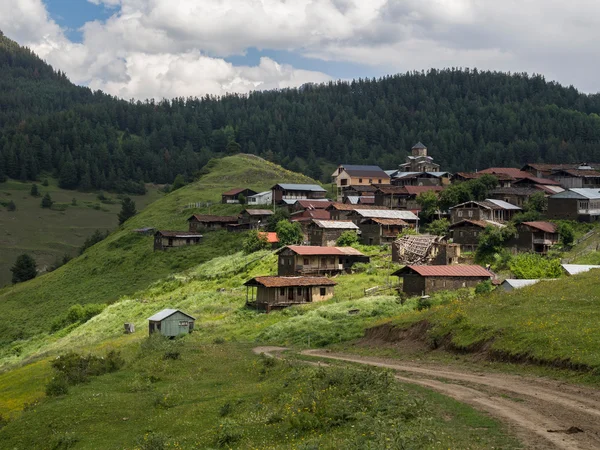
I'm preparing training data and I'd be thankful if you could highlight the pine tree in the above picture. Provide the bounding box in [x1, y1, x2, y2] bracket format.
[11, 254, 37, 284]
[118, 197, 137, 225]
[30, 183, 39, 197]
[41, 193, 53, 208]
[6, 200, 16, 211]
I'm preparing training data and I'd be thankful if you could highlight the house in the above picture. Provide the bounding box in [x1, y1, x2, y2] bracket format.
[292, 199, 333, 213]
[271, 183, 327, 204]
[132, 227, 155, 235]
[290, 209, 331, 225]
[547, 189, 600, 221]
[562, 264, 600, 275]
[154, 230, 203, 251]
[221, 188, 258, 204]
[247, 191, 273, 206]
[258, 232, 279, 249]
[391, 171, 450, 187]
[374, 185, 443, 209]
[340, 184, 378, 200]
[393, 265, 492, 296]
[238, 209, 273, 229]
[332, 164, 390, 200]
[478, 167, 533, 179]
[326, 203, 388, 221]
[487, 187, 540, 208]
[392, 234, 459, 265]
[399, 142, 441, 172]
[448, 220, 504, 252]
[501, 279, 543, 292]
[188, 214, 239, 231]
[508, 221, 559, 254]
[307, 220, 360, 246]
[358, 217, 409, 245]
[452, 172, 515, 187]
[449, 199, 521, 224]
[244, 276, 336, 312]
[277, 245, 369, 276]
[147, 309, 195, 337]
[346, 209, 419, 227]
[547, 168, 600, 189]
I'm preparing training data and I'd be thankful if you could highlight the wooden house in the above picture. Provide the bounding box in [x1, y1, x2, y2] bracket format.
[271, 183, 327, 205]
[391, 171, 449, 187]
[449, 199, 521, 224]
[547, 189, 600, 222]
[221, 188, 258, 204]
[292, 199, 333, 213]
[147, 309, 195, 336]
[374, 185, 443, 209]
[238, 209, 273, 229]
[507, 221, 559, 254]
[188, 214, 238, 232]
[548, 168, 600, 189]
[154, 230, 203, 251]
[307, 219, 359, 246]
[358, 217, 409, 245]
[448, 219, 504, 252]
[393, 265, 492, 296]
[451, 172, 515, 187]
[487, 187, 540, 208]
[244, 276, 336, 312]
[326, 203, 388, 221]
[277, 245, 369, 276]
[346, 209, 419, 227]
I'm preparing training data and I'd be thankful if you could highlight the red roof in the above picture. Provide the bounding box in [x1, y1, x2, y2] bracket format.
[295, 199, 332, 209]
[522, 221, 558, 233]
[291, 210, 330, 221]
[478, 168, 532, 178]
[258, 232, 279, 243]
[394, 265, 491, 277]
[222, 187, 253, 196]
[513, 176, 560, 186]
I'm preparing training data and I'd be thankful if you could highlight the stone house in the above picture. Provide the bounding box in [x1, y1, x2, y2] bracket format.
[547, 189, 600, 222]
[307, 219, 359, 246]
[221, 188, 258, 204]
[188, 214, 239, 231]
[153, 230, 203, 251]
[393, 265, 492, 296]
[449, 199, 521, 224]
[244, 276, 336, 312]
[276, 245, 369, 276]
[448, 219, 504, 252]
[507, 221, 559, 254]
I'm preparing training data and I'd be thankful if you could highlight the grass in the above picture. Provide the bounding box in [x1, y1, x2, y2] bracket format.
[0, 155, 320, 349]
[0, 177, 162, 287]
[0, 339, 520, 449]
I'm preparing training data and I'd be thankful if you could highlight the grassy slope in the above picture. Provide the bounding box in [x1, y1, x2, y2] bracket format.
[0, 155, 316, 348]
[0, 178, 162, 287]
[385, 270, 600, 370]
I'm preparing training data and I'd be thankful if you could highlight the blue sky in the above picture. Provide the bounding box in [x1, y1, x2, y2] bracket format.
[45, 0, 113, 42]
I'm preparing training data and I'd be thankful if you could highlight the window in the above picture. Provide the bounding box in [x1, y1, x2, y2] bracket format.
[279, 288, 285, 296]
[458, 211, 463, 217]
[459, 231, 464, 237]
[179, 321, 189, 327]
[369, 179, 373, 183]
[468, 210, 473, 217]
[303, 258, 309, 265]
[297, 287, 303, 295]
[378, 179, 382, 183]
[359, 178, 363, 183]
[320, 288, 326, 296]
[321, 257, 327, 266]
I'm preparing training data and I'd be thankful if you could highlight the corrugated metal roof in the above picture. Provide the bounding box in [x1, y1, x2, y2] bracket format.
[449, 219, 505, 229]
[393, 265, 491, 277]
[355, 209, 419, 221]
[295, 199, 332, 209]
[156, 230, 204, 238]
[284, 245, 365, 256]
[345, 196, 360, 204]
[248, 190, 271, 198]
[273, 183, 326, 192]
[242, 209, 273, 216]
[244, 276, 337, 288]
[522, 221, 558, 233]
[148, 309, 196, 321]
[562, 264, 600, 275]
[485, 199, 522, 210]
[501, 279, 542, 290]
[364, 218, 408, 226]
[551, 189, 600, 200]
[222, 187, 256, 196]
[258, 232, 279, 243]
[328, 202, 387, 211]
[311, 220, 359, 230]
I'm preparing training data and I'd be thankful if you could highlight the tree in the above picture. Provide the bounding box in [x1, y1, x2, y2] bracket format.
[30, 184, 40, 197]
[237, 193, 246, 205]
[80, 230, 109, 254]
[267, 209, 290, 232]
[6, 200, 16, 211]
[275, 220, 303, 246]
[11, 254, 37, 284]
[171, 174, 186, 191]
[426, 218, 450, 236]
[523, 191, 547, 213]
[558, 222, 575, 247]
[475, 224, 516, 263]
[416, 191, 439, 224]
[336, 231, 359, 246]
[41, 193, 53, 208]
[118, 197, 137, 225]
[242, 230, 270, 254]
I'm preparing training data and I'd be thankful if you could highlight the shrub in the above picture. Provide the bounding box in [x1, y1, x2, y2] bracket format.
[213, 337, 226, 344]
[45, 374, 69, 397]
[219, 402, 233, 417]
[49, 350, 125, 386]
[41, 178, 49, 187]
[163, 350, 181, 360]
[417, 297, 432, 311]
[425, 218, 450, 236]
[79, 229, 109, 254]
[215, 418, 243, 447]
[10, 254, 37, 284]
[336, 231, 359, 246]
[475, 280, 494, 294]
[41, 193, 53, 208]
[558, 222, 575, 247]
[509, 253, 562, 279]
[30, 184, 40, 197]
[242, 230, 270, 254]
[6, 200, 16, 211]
[275, 220, 303, 246]
[136, 432, 168, 450]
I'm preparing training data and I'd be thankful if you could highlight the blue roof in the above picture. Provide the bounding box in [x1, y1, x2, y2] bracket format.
[274, 183, 326, 192]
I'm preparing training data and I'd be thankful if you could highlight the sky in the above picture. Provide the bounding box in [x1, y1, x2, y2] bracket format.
[1, 0, 599, 101]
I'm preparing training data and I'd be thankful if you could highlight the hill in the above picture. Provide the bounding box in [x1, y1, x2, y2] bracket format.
[3, 32, 600, 190]
[0, 154, 315, 351]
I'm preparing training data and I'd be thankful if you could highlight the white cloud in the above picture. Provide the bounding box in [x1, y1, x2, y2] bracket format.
[2, 0, 600, 98]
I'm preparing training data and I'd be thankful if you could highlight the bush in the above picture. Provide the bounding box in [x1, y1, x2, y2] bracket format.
[425, 218, 450, 236]
[558, 222, 575, 247]
[509, 253, 563, 279]
[45, 374, 69, 397]
[30, 184, 40, 197]
[215, 418, 243, 447]
[417, 297, 432, 311]
[475, 280, 494, 294]
[336, 231, 359, 246]
[41, 193, 53, 208]
[49, 350, 124, 386]
[79, 229, 109, 255]
[136, 432, 168, 450]
[242, 230, 270, 254]
[6, 200, 16, 211]
[41, 179, 49, 187]
[275, 220, 303, 246]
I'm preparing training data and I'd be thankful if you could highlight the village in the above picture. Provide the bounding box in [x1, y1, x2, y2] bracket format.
[144, 142, 600, 326]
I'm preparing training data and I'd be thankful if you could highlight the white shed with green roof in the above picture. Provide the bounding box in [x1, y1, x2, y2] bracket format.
[148, 309, 195, 337]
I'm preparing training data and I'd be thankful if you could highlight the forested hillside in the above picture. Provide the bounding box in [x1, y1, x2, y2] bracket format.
[2, 32, 600, 192]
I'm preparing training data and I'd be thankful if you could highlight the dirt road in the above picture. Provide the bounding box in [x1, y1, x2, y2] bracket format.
[253, 347, 600, 450]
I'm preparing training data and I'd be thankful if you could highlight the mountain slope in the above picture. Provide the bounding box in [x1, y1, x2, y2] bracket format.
[3, 32, 600, 190]
[0, 154, 316, 350]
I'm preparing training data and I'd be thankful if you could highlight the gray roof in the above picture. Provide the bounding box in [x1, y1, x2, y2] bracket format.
[551, 189, 600, 200]
[248, 191, 271, 197]
[345, 196, 359, 204]
[484, 199, 522, 210]
[312, 219, 359, 230]
[273, 183, 326, 192]
[385, 170, 399, 177]
[562, 264, 600, 275]
[148, 309, 196, 321]
[501, 279, 542, 290]
[412, 142, 427, 149]
[355, 209, 419, 221]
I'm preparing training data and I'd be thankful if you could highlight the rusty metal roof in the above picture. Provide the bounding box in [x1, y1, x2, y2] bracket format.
[244, 276, 337, 288]
[283, 245, 365, 256]
[521, 221, 558, 233]
[362, 217, 408, 226]
[241, 209, 273, 216]
[327, 202, 388, 211]
[393, 265, 492, 277]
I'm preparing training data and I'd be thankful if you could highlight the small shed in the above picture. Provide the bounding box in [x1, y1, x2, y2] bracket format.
[393, 265, 492, 296]
[501, 279, 543, 292]
[147, 309, 196, 337]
